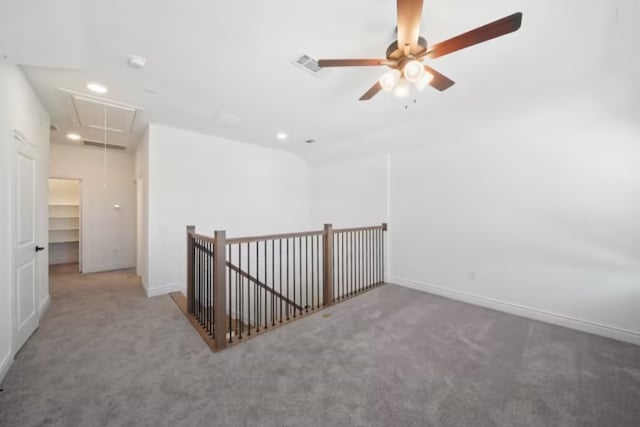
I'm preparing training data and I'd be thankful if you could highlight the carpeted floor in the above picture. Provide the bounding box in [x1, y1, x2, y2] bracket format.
[1, 267, 639, 426]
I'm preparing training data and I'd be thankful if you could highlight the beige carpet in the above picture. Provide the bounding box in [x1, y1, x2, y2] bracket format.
[1, 266, 639, 426]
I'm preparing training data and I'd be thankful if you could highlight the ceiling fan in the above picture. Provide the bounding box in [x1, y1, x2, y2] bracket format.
[317, 0, 522, 100]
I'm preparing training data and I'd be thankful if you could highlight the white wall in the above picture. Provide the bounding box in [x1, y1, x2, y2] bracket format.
[307, 102, 640, 345]
[311, 152, 389, 228]
[0, 65, 49, 383]
[388, 108, 640, 344]
[49, 144, 136, 273]
[145, 124, 312, 297]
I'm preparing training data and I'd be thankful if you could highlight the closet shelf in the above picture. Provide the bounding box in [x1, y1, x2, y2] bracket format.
[49, 238, 79, 244]
[50, 227, 80, 231]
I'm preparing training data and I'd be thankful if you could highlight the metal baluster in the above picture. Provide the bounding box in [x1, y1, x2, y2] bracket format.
[306, 235, 309, 312]
[208, 240, 211, 331]
[227, 244, 232, 343]
[377, 229, 380, 285]
[238, 244, 243, 338]
[311, 235, 314, 310]
[364, 230, 368, 289]
[292, 237, 296, 318]
[364, 231, 367, 289]
[210, 240, 214, 335]
[357, 231, 360, 293]
[198, 241, 201, 323]
[368, 229, 371, 288]
[254, 242, 261, 333]
[381, 228, 384, 284]
[236, 245, 241, 338]
[264, 239, 268, 328]
[247, 243, 251, 335]
[316, 235, 320, 308]
[287, 238, 291, 321]
[279, 239, 283, 322]
[271, 240, 276, 326]
[332, 233, 336, 302]
[365, 230, 368, 289]
[354, 231, 358, 295]
[345, 232, 353, 297]
[298, 236, 302, 315]
[196, 241, 199, 323]
[358, 231, 364, 292]
[340, 233, 344, 300]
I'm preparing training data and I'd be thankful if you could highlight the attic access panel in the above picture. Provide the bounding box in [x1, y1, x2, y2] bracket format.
[71, 95, 137, 134]
[59, 89, 142, 135]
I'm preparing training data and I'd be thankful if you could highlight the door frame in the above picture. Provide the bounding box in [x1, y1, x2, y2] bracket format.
[48, 176, 84, 273]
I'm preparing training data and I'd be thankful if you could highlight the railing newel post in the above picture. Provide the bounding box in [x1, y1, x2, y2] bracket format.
[323, 223, 334, 306]
[382, 223, 387, 283]
[186, 225, 195, 314]
[213, 230, 228, 350]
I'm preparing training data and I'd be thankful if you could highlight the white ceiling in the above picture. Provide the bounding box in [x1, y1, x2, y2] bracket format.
[1, 0, 638, 161]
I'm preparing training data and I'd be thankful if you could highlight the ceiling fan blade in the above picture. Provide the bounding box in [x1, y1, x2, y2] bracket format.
[359, 82, 382, 101]
[318, 59, 393, 67]
[397, 0, 424, 51]
[423, 65, 455, 91]
[425, 12, 522, 59]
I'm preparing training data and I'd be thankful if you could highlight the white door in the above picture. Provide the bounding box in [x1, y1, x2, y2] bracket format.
[13, 135, 40, 351]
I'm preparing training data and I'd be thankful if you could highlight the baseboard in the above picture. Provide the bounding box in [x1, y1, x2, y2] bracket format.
[39, 294, 50, 321]
[82, 262, 135, 274]
[147, 283, 185, 298]
[391, 275, 640, 346]
[0, 349, 13, 385]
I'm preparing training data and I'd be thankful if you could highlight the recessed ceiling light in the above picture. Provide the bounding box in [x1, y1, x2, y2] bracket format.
[276, 132, 288, 141]
[87, 82, 108, 94]
[67, 133, 82, 141]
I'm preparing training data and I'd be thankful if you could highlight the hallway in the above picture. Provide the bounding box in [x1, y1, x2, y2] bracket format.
[1, 268, 640, 426]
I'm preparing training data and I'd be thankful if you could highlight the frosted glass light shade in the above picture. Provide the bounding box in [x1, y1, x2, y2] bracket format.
[379, 70, 401, 92]
[403, 60, 424, 83]
[392, 79, 410, 98]
[415, 71, 434, 91]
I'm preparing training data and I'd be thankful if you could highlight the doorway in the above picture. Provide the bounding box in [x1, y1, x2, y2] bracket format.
[48, 178, 82, 274]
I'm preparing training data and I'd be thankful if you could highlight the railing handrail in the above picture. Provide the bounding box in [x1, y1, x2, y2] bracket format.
[190, 232, 216, 243]
[334, 224, 387, 234]
[226, 229, 323, 245]
[192, 224, 387, 244]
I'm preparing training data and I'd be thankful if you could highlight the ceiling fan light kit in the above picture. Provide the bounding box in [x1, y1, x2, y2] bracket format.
[393, 79, 411, 98]
[380, 70, 401, 92]
[317, 0, 523, 101]
[403, 60, 424, 83]
[415, 71, 433, 92]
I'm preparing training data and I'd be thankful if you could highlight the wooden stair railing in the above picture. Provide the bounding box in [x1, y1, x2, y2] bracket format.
[189, 240, 301, 311]
[174, 223, 387, 351]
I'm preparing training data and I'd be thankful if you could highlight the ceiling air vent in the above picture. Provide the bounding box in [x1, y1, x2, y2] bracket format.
[292, 54, 330, 78]
[83, 140, 126, 151]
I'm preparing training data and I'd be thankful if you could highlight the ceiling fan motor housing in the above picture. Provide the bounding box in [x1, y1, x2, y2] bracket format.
[386, 36, 428, 62]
